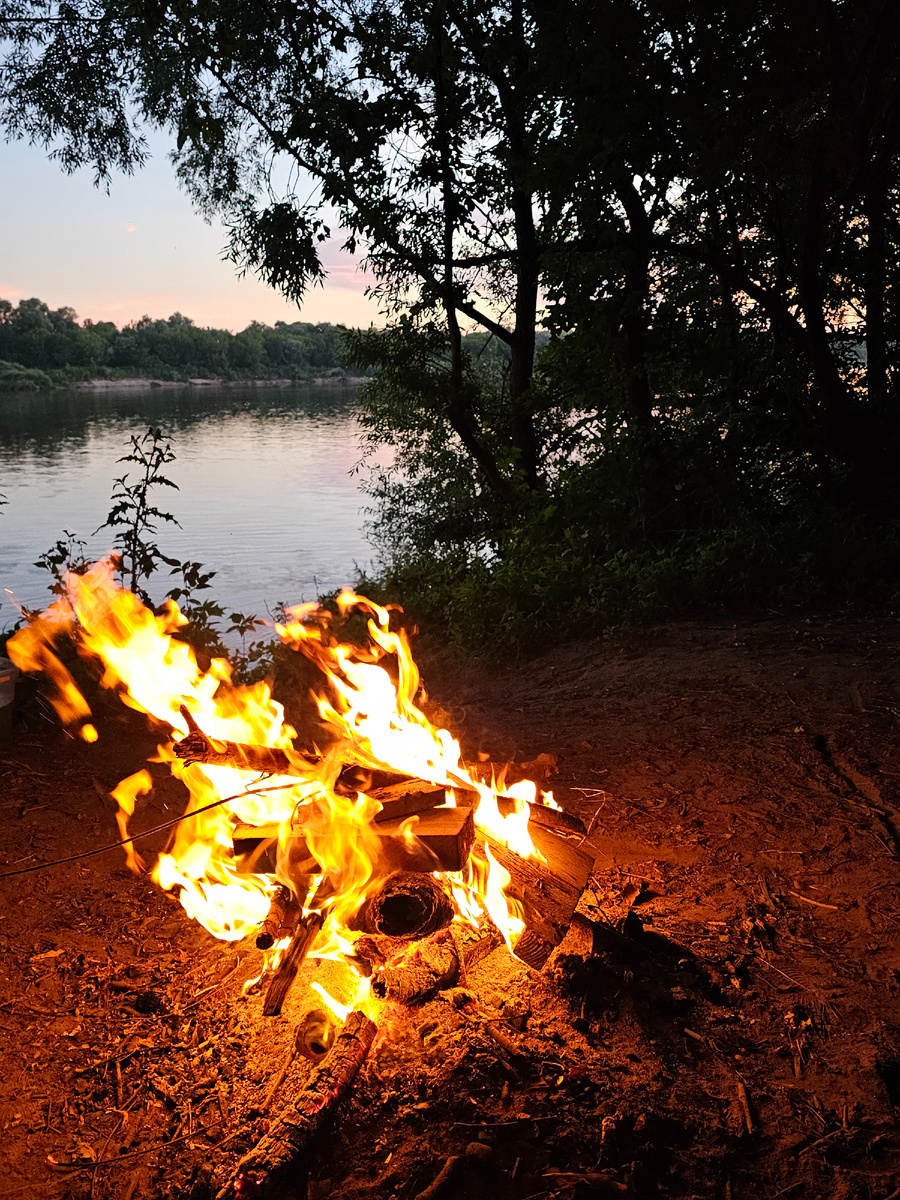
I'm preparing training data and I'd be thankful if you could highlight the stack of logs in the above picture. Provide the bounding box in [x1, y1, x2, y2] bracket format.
[171, 728, 603, 1200]
[173, 728, 595, 1014]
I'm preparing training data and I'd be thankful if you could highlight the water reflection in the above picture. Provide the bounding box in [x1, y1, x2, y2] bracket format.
[0, 384, 378, 624]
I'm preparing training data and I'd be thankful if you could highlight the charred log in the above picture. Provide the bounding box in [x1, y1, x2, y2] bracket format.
[371, 924, 503, 1004]
[295, 1009, 336, 1063]
[217, 1010, 376, 1200]
[263, 911, 324, 1017]
[256, 886, 302, 950]
[350, 872, 455, 941]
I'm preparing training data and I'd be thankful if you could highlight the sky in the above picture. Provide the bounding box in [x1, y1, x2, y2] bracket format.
[0, 134, 382, 331]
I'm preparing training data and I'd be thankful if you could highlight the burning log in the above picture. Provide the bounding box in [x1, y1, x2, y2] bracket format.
[263, 911, 324, 1017]
[295, 1009, 336, 1063]
[350, 872, 455, 941]
[464, 752, 559, 787]
[217, 1010, 376, 1200]
[370, 779, 447, 821]
[174, 730, 318, 777]
[234, 806, 475, 878]
[456, 792, 587, 838]
[370, 923, 504, 1004]
[255, 886, 302, 951]
[376, 806, 475, 873]
[481, 825, 594, 965]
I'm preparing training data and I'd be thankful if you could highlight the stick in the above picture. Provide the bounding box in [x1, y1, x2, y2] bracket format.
[788, 890, 841, 911]
[256, 886, 301, 950]
[736, 1080, 756, 1134]
[216, 1011, 376, 1200]
[263, 912, 324, 1017]
[173, 722, 318, 778]
[412, 1156, 462, 1200]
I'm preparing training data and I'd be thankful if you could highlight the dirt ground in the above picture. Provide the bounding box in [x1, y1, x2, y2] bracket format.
[2, 605, 900, 1200]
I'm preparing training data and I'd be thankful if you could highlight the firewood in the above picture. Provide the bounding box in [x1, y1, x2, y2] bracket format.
[481, 824, 594, 949]
[350, 872, 455, 940]
[370, 779, 446, 822]
[376, 806, 475, 873]
[509, 927, 557, 970]
[371, 924, 504, 1004]
[234, 807, 475, 878]
[216, 1010, 376, 1200]
[412, 1156, 462, 1200]
[173, 728, 318, 777]
[232, 824, 319, 878]
[295, 1009, 335, 1063]
[263, 911, 324, 1017]
[256, 886, 301, 950]
[464, 752, 559, 787]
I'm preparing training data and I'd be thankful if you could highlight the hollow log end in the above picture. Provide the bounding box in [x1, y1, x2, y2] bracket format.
[511, 927, 556, 970]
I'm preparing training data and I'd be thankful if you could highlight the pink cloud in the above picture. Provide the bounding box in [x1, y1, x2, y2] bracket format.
[125, 223, 138, 234]
[0, 284, 23, 300]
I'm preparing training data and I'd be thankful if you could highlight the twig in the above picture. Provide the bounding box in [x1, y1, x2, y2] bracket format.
[183, 956, 243, 1010]
[49, 1121, 222, 1169]
[788, 890, 841, 911]
[452, 1117, 556, 1128]
[412, 1156, 462, 1200]
[798, 1128, 845, 1158]
[736, 1081, 755, 1134]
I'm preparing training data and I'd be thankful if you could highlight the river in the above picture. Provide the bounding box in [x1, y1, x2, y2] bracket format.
[0, 383, 380, 630]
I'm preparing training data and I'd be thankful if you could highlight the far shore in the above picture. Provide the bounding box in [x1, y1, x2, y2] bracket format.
[70, 374, 368, 391]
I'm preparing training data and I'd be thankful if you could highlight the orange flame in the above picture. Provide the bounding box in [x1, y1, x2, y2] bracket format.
[8, 565, 552, 962]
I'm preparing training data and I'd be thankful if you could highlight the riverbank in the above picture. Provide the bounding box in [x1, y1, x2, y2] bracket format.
[69, 374, 368, 391]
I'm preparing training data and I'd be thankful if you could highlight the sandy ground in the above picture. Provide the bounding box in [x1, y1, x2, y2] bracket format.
[1, 605, 900, 1200]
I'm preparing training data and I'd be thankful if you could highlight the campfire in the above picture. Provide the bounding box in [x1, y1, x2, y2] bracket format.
[8, 563, 601, 1197]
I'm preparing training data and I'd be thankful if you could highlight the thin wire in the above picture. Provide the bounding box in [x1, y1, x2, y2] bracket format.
[0, 780, 300, 880]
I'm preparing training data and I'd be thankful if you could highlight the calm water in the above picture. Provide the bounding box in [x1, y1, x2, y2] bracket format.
[0, 384, 380, 629]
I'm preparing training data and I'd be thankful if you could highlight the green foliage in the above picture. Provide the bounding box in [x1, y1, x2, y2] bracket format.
[95, 428, 182, 601]
[30, 428, 278, 679]
[5, 2, 900, 654]
[33, 531, 92, 600]
[0, 299, 351, 386]
[0, 358, 55, 391]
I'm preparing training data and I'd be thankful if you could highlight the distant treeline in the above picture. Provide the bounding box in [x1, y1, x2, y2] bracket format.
[0, 296, 352, 389]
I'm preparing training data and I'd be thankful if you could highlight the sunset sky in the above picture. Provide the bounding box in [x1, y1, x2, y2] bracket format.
[0, 133, 382, 331]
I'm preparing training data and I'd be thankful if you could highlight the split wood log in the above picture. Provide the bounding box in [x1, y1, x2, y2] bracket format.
[263, 911, 324, 1017]
[349, 872, 455, 941]
[216, 1010, 376, 1200]
[481, 824, 594, 961]
[232, 824, 319, 878]
[370, 924, 504, 1004]
[454, 790, 586, 838]
[256, 886, 302, 951]
[464, 752, 559, 787]
[375, 806, 475, 873]
[234, 806, 475, 878]
[370, 779, 446, 822]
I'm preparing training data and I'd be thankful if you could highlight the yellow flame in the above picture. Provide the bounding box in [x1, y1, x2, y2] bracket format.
[111, 769, 152, 874]
[8, 567, 556, 957]
[310, 981, 353, 1023]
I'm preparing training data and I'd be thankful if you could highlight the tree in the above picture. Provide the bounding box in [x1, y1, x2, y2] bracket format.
[4, 0, 900, 647]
